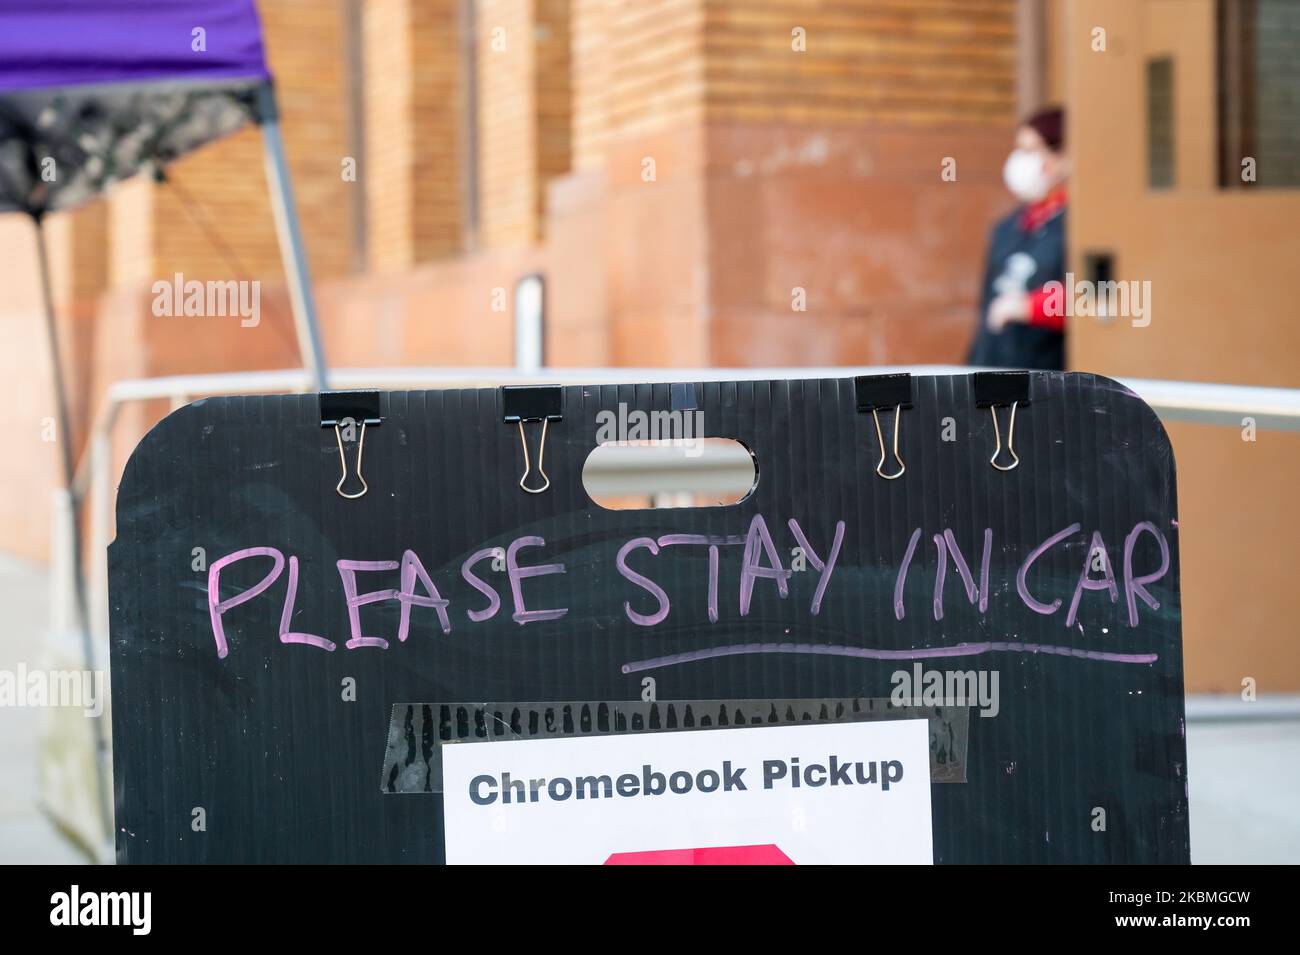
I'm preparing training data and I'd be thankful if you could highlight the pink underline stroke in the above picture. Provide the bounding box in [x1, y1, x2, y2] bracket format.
[621, 641, 1159, 673]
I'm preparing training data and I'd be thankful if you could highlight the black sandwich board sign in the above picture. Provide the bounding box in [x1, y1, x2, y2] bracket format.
[109, 371, 1190, 863]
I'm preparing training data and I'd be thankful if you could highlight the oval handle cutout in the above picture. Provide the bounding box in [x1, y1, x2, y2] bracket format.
[583, 438, 756, 509]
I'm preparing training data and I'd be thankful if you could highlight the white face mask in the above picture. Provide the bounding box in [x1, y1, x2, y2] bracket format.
[1003, 148, 1051, 202]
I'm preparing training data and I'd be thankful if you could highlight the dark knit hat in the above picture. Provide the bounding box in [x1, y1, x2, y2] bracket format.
[1024, 106, 1065, 152]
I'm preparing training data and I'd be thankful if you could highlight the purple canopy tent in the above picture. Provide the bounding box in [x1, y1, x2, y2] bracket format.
[0, 0, 328, 375]
[0, 0, 329, 847]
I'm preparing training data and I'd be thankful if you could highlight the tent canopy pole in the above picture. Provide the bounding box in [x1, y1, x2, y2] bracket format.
[257, 85, 329, 392]
[32, 214, 114, 846]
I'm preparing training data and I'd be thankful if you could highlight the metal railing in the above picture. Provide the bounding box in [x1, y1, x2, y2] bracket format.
[69, 362, 1300, 495]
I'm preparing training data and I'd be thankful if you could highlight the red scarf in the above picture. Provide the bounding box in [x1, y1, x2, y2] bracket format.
[1020, 186, 1067, 233]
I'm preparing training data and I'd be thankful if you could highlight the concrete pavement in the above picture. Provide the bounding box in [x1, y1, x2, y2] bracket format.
[0, 552, 92, 864]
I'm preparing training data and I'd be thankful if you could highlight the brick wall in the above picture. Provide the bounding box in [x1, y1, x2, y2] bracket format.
[137, 0, 352, 285]
[558, 0, 1019, 371]
[571, 0, 706, 168]
[535, 0, 574, 228]
[365, 0, 466, 271]
[477, 0, 537, 247]
[703, 0, 1017, 125]
[571, 0, 612, 170]
[474, 0, 572, 248]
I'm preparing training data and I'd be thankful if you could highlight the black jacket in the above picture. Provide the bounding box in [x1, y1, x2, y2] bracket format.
[967, 203, 1066, 370]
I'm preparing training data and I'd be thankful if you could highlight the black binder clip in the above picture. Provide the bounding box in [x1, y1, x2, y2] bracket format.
[974, 372, 1030, 472]
[855, 373, 912, 480]
[502, 386, 563, 494]
[320, 391, 381, 499]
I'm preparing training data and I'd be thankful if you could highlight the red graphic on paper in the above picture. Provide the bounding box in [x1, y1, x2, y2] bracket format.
[604, 844, 794, 865]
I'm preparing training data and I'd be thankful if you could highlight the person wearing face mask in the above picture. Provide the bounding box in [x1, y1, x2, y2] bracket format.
[967, 107, 1069, 370]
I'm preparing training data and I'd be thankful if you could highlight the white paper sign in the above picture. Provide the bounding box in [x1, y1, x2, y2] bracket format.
[442, 718, 933, 864]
